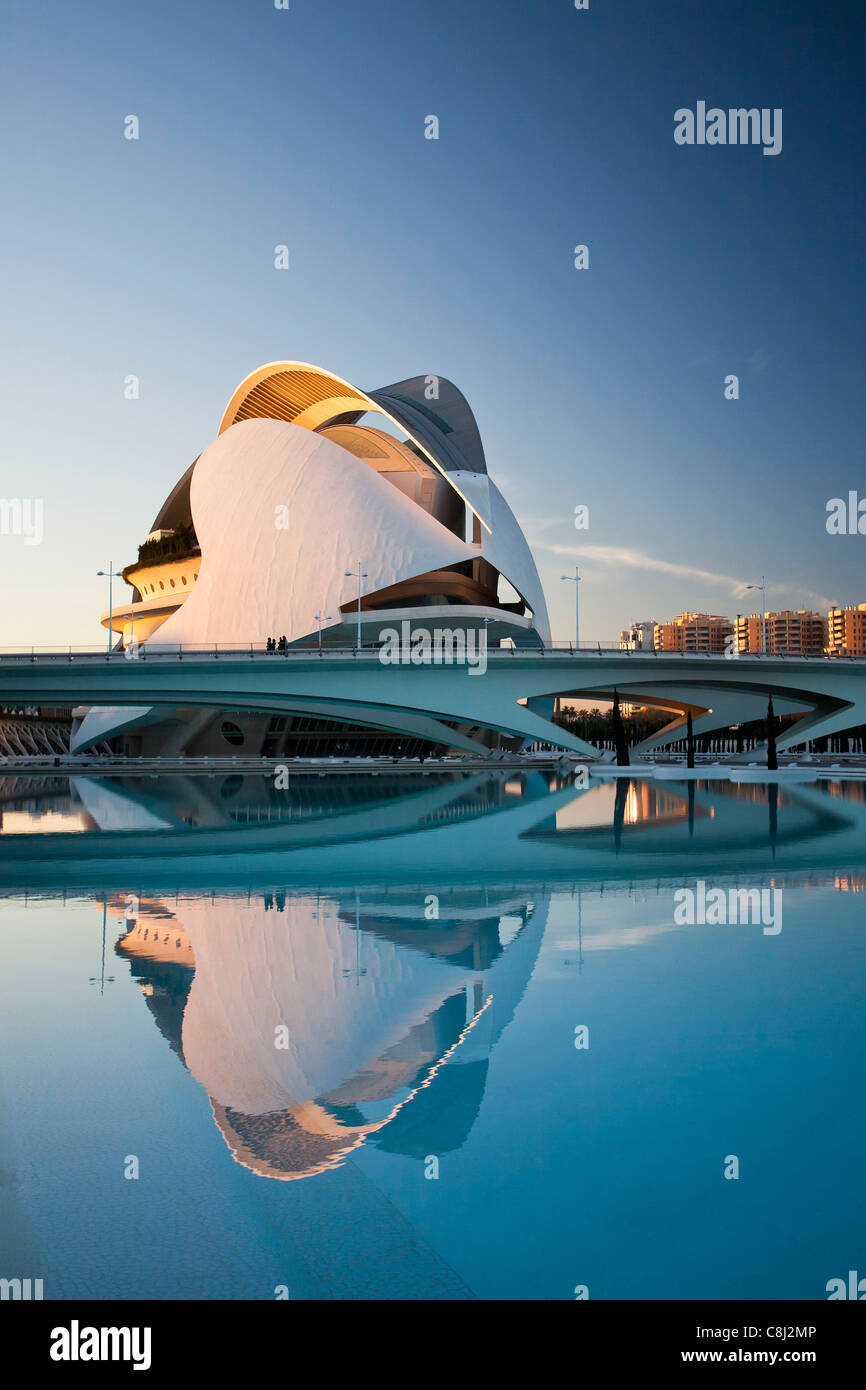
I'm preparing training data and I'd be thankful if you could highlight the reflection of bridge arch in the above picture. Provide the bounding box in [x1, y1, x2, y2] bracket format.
[3, 769, 863, 896]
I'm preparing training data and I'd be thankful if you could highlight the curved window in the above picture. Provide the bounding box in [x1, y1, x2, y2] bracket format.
[181, 575, 187, 585]
[159, 581, 164, 591]
[170, 578, 175, 588]
[220, 721, 244, 747]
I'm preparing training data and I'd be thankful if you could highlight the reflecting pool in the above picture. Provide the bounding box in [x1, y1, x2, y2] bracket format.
[1, 771, 864, 1299]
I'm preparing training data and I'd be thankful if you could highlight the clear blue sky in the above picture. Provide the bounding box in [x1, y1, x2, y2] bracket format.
[1, 0, 864, 645]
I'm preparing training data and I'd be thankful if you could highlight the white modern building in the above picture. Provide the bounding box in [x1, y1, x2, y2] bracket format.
[75, 361, 552, 757]
[44, 358, 866, 762]
[620, 621, 658, 652]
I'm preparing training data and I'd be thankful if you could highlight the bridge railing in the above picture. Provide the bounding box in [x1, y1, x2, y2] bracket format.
[0, 642, 853, 662]
[0, 642, 854, 662]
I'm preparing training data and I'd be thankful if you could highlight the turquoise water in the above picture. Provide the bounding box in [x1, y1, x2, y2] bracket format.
[0, 771, 864, 1300]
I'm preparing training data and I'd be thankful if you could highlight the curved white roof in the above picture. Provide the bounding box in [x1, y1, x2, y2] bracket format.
[152, 417, 549, 648]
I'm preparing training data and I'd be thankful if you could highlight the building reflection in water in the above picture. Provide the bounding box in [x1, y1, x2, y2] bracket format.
[4, 768, 866, 1187]
[113, 886, 546, 1182]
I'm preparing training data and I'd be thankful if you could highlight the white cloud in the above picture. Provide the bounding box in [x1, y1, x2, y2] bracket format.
[535, 540, 835, 611]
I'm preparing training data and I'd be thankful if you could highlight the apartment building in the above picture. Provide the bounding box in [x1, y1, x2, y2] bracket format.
[735, 609, 827, 656]
[827, 604, 866, 657]
[653, 613, 733, 653]
[620, 620, 658, 651]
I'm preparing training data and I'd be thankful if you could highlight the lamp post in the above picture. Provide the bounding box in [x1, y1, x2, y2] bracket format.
[344, 562, 368, 651]
[561, 567, 581, 649]
[746, 577, 767, 654]
[97, 564, 115, 654]
[314, 612, 333, 652]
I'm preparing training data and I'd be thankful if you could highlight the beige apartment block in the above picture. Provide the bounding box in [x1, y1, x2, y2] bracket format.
[827, 604, 866, 657]
[653, 613, 733, 653]
[735, 609, 827, 656]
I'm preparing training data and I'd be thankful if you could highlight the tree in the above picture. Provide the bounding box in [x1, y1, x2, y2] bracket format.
[766, 695, 778, 771]
[612, 690, 630, 766]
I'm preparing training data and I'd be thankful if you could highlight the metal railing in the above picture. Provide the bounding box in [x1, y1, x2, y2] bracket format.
[0, 642, 856, 663]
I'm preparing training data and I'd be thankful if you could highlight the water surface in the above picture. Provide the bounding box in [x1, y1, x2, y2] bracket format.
[1, 771, 864, 1299]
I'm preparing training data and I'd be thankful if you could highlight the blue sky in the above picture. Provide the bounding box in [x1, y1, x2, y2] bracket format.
[1, 0, 864, 645]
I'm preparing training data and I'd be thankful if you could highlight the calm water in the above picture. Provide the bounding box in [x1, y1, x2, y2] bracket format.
[1, 770, 864, 1300]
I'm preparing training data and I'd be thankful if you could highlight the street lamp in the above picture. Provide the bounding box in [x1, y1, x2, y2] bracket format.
[746, 577, 767, 654]
[120, 592, 138, 657]
[344, 562, 368, 651]
[561, 567, 581, 649]
[97, 564, 115, 654]
[314, 612, 333, 652]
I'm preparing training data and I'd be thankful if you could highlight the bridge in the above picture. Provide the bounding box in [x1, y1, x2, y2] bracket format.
[1, 643, 864, 758]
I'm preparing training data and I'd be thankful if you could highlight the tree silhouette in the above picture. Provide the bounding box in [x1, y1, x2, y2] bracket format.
[766, 695, 778, 771]
[612, 690, 630, 766]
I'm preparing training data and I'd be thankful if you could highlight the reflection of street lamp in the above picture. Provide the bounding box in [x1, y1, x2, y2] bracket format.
[354, 891, 366, 981]
[746, 577, 767, 654]
[561, 567, 581, 648]
[577, 886, 584, 973]
[314, 612, 332, 652]
[97, 564, 115, 654]
[88, 894, 115, 995]
[344, 562, 368, 650]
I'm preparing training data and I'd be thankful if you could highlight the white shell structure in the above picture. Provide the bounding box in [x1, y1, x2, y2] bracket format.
[77, 361, 551, 754]
[153, 415, 549, 648]
[154, 419, 480, 647]
[117, 889, 548, 1181]
[138, 360, 550, 649]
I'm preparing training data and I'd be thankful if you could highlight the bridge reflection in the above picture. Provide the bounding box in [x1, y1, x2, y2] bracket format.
[0, 769, 861, 890]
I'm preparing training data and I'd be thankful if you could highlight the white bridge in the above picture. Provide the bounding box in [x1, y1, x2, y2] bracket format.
[1, 645, 864, 759]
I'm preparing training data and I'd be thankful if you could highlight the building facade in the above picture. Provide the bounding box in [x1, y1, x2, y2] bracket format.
[74, 360, 553, 757]
[735, 609, 827, 656]
[653, 613, 733, 653]
[620, 620, 658, 652]
[827, 604, 866, 657]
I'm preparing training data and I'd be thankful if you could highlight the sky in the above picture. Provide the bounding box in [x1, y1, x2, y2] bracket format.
[1, 0, 864, 646]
